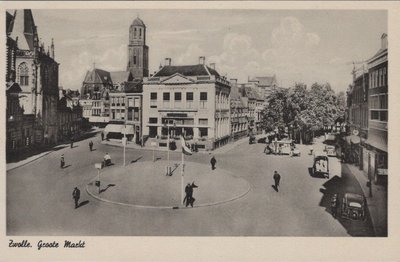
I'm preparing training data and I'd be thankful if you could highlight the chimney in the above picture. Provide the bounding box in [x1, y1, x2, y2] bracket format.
[51, 38, 55, 59]
[209, 63, 216, 70]
[199, 56, 205, 65]
[165, 58, 171, 66]
[381, 33, 388, 49]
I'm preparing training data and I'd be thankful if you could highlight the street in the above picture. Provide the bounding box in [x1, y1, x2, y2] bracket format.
[6, 133, 374, 236]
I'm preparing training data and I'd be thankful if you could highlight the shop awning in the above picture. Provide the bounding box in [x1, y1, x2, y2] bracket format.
[104, 124, 123, 133]
[122, 125, 135, 135]
[364, 137, 387, 153]
[345, 135, 360, 144]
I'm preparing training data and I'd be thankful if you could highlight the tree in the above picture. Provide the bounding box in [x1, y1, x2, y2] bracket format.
[261, 82, 346, 144]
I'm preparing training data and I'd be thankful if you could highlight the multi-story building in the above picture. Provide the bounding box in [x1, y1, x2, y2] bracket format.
[229, 79, 248, 140]
[346, 65, 368, 167]
[57, 90, 83, 141]
[80, 67, 113, 125]
[7, 9, 60, 145]
[363, 33, 388, 183]
[142, 57, 231, 151]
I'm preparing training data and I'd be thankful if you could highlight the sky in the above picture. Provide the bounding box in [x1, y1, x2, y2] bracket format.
[15, 9, 387, 93]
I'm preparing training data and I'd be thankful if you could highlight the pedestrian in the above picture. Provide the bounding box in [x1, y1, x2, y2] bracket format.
[89, 140, 93, 151]
[183, 183, 192, 207]
[331, 193, 338, 218]
[273, 170, 281, 191]
[70, 138, 74, 149]
[210, 156, 217, 170]
[72, 187, 81, 209]
[183, 182, 198, 207]
[101, 132, 104, 141]
[60, 154, 65, 169]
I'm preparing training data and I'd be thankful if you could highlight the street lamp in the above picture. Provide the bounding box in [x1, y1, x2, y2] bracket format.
[164, 120, 176, 176]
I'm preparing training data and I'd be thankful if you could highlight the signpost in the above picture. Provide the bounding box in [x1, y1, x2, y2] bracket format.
[95, 163, 103, 194]
[122, 136, 127, 167]
[151, 141, 157, 162]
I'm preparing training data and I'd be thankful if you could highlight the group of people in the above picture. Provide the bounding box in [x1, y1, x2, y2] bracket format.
[183, 182, 198, 207]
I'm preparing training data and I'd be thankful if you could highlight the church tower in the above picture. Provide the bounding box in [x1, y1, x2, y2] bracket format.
[127, 17, 149, 79]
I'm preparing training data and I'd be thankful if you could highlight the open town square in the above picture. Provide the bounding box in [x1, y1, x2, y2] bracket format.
[5, 8, 388, 239]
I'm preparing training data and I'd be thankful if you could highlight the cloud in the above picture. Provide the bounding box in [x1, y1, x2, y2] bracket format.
[175, 43, 205, 65]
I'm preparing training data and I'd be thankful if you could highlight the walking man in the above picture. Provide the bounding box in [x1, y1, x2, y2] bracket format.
[210, 156, 217, 170]
[184, 183, 192, 207]
[72, 187, 81, 209]
[101, 132, 104, 141]
[273, 171, 281, 192]
[60, 154, 65, 169]
[70, 138, 74, 149]
[89, 140, 93, 151]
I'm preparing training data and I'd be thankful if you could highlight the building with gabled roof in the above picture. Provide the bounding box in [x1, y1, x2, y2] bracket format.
[142, 57, 231, 150]
[229, 79, 248, 140]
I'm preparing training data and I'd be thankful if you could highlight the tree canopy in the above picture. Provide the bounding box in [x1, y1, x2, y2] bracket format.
[261, 82, 346, 135]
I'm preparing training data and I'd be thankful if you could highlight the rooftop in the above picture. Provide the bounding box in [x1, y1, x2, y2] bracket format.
[154, 64, 220, 78]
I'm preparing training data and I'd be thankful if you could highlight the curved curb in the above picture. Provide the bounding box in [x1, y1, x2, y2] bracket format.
[86, 174, 251, 210]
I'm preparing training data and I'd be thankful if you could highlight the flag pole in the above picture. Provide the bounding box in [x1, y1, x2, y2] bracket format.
[181, 149, 184, 205]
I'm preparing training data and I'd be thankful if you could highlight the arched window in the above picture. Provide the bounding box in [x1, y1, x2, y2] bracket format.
[18, 62, 29, 86]
[139, 28, 142, 37]
[134, 28, 137, 38]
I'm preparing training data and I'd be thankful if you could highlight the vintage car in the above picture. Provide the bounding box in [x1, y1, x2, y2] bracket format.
[271, 140, 292, 155]
[312, 152, 329, 178]
[325, 145, 336, 157]
[341, 193, 366, 221]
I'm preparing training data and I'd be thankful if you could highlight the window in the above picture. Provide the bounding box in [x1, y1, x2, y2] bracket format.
[134, 28, 137, 37]
[163, 92, 170, 101]
[149, 117, 158, 124]
[199, 118, 208, 125]
[199, 128, 208, 137]
[186, 92, 193, 101]
[200, 92, 207, 101]
[200, 92, 207, 109]
[151, 92, 157, 100]
[186, 92, 193, 108]
[175, 92, 182, 101]
[139, 28, 142, 37]
[133, 108, 139, 121]
[371, 111, 380, 120]
[18, 62, 29, 86]
[134, 55, 137, 65]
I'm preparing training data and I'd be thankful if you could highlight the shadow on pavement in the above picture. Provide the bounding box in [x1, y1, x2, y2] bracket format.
[130, 156, 143, 163]
[100, 184, 116, 194]
[7, 145, 69, 163]
[271, 185, 279, 192]
[78, 200, 89, 208]
[62, 164, 72, 169]
[318, 166, 375, 237]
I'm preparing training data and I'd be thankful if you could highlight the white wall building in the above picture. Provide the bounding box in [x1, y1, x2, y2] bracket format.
[142, 58, 231, 150]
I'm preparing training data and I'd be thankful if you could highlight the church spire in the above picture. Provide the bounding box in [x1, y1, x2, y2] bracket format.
[50, 38, 55, 59]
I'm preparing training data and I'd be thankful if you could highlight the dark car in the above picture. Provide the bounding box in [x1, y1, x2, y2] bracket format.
[341, 193, 366, 220]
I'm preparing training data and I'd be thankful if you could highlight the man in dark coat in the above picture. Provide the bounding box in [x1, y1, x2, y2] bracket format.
[273, 171, 281, 191]
[70, 138, 74, 149]
[101, 132, 104, 141]
[183, 182, 198, 207]
[89, 140, 93, 151]
[72, 187, 80, 209]
[210, 156, 217, 170]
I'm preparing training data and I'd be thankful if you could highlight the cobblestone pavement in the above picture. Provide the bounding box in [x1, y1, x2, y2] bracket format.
[6, 133, 374, 236]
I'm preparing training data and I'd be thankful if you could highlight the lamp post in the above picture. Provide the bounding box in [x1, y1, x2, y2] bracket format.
[164, 120, 176, 176]
[122, 125, 127, 167]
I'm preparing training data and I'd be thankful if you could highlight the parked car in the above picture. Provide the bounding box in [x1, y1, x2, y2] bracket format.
[325, 145, 336, 157]
[312, 152, 329, 178]
[341, 193, 366, 221]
